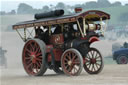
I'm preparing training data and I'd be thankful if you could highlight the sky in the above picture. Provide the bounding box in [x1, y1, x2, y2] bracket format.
[1, 0, 128, 12]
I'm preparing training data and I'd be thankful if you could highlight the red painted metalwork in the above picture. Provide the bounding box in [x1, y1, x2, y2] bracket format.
[53, 49, 63, 61]
[89, 36, 99, 43]
[75, 7, 82, 13]
[22, 40, 43, 75]
[46, 45, 53, 52]
[47, 48, 63, 62]
[81, 37, 87, 40]
[50, 34, 64, 45]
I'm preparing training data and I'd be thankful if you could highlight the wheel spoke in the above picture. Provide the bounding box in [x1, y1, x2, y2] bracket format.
[72, 55, 76, 62]
[95, 63, 99, 69]
[96, 60, 102, 62]
[86, 63, 91, 66]
[91, 51, 94, 58]
[36, 57, 42, 61]
[95, 63, 101, 66]
[34, 42, 38, 52]
[27, 63, 33, 69]
[25, 48, 31, 54]
[64, 57, 69, 62]
[36, 61, 41, 68]
[73, 61, 80, 64]
[30, 43, 34, 52]
[93, 64, 96, 71]
[68, 52, 71, 60]
[73, 58, 80, 64]
[85, 58, 90, 62]
[68, 66, 72, 72]
[91, 64, 94, 71]
[36, 52, 42, 57]
[27, 59, 32, 64]
[25, 56, 31, 60]
[87, 53, 91, 59]
[88, 63, 91, 70]
[95, 52, 98, 58]
[65, 65, 69, 69]
[30, 63, 33, 70]
[96, 55, 101, 59]
[27, 53, 32, 57]
[35, 46, 40, 54]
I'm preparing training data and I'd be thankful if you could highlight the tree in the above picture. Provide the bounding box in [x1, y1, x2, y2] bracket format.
[9, 10, 16, 14]
[97, 0, 111, 8]
[112, 1, 122, 7]
[85, 1, 98, 8]
[56, 2, 65, 9]
[125, 4, 128, 6]
[17, 3, 34, 14]
[0, 11, 6, 15]
[42, 5, 50, 12]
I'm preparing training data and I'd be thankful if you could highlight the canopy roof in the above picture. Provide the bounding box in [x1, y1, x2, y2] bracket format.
[13, 10, 110, 30]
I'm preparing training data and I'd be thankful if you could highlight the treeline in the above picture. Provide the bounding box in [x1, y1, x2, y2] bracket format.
[0, 10, 16, 15]
[1, 0, 128, 15]
[15, 0, 124, 14]
[0, 0, 128, 23]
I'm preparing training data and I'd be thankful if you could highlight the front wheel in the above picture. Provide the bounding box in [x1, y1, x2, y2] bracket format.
[84, 48, 104, 74]
[116, 55, 128, 64]
[61, 48, 83, 76]
[22, 39, 47, 76]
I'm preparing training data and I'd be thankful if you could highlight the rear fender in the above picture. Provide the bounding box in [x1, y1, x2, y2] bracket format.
[89, 36, 99, 44]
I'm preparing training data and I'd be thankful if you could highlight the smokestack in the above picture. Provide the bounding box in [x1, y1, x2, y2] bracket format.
[35, 9, 64, 19]
[75, 7, 82, 13]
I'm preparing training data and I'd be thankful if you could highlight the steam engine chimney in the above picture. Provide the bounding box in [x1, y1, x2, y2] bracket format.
[75, 7, 82, 13]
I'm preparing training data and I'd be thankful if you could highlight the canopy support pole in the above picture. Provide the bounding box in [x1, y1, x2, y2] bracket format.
[83, 18, 86, 36]
[77, 20, 84, 37]
[49, 25, 51, 36]
[61, 24, 63, 32]
[100, 18, 104, 35]
[24, 28, 27, 41]
[105, 20, 108, 32]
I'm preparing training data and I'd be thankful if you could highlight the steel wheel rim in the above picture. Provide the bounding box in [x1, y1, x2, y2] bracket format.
[84, 49, 103, 73]
[62, 51, 81, 75]
[23, 40, 43, 75]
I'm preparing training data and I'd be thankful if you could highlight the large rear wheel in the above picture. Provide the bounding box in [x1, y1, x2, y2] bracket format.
[84, 48, 104, 74]
[61, 48, 83, 76]
[22, 39, 47, 76]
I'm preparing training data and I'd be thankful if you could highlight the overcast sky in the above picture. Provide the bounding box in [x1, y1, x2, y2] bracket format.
[1, 0, 128, 12]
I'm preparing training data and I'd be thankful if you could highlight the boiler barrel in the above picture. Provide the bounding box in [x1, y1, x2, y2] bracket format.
[35, 10, 64, 19]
